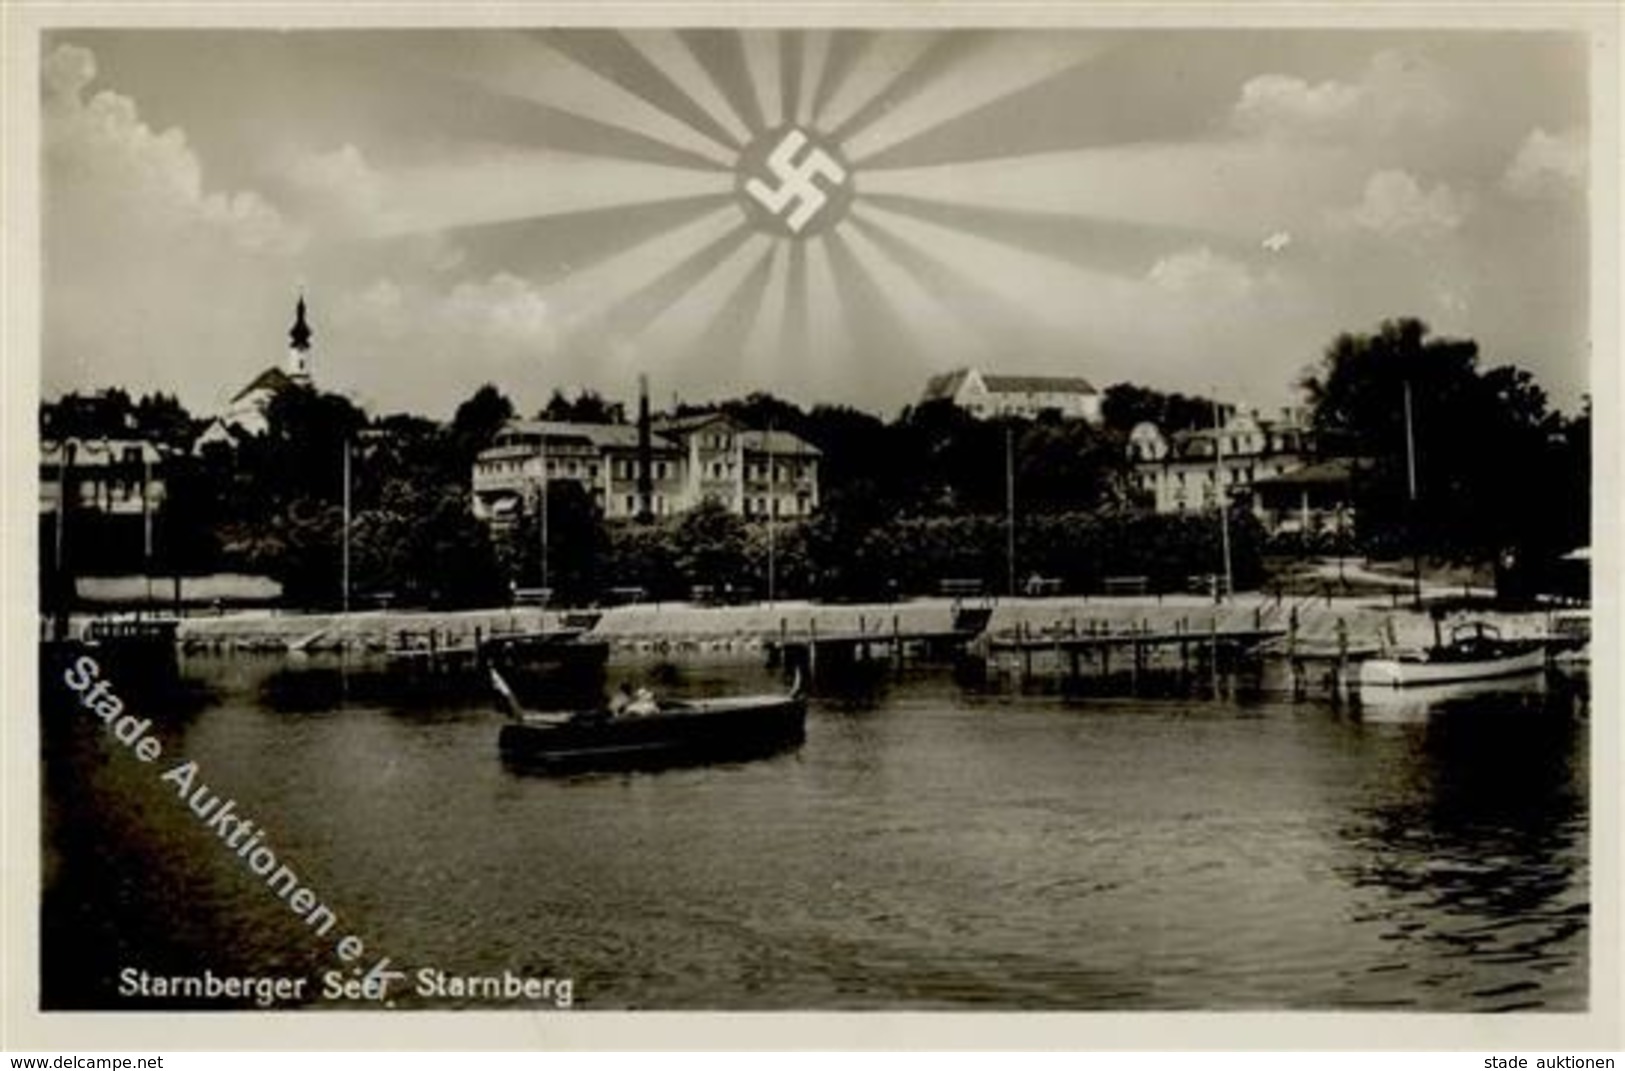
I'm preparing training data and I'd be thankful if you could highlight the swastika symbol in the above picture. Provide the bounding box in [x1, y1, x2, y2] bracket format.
[743, 129, 849, 235]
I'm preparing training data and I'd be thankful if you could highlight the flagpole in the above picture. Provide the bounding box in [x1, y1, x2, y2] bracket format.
[540, 431, 550, 598]
[143, 451, 154, 615]
[767, 423, 777, 607]
[1212, 397, 1233, 603]
[1404, 379, 1422, 609]
[1005, 424, 1016, 598]
[341, 438, 351, 616]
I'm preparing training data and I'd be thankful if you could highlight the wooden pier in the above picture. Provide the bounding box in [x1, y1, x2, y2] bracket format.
[765, 607, 992, 682]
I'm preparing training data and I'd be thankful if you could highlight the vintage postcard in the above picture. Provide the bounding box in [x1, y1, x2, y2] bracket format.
[3, 1, 1619, 1052]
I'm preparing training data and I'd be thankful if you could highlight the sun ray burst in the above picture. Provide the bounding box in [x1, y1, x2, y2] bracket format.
[544, 205, 746, 336]
[842, 35, 1112, 165]
[858, 140, 1349, 238]
[465, 31, 738, 168]
[742, 243, 791, 373]
[440, 193, 737, 284]
[827, 34, 977, 148]
[822, 225, 934, 375]
[381, 153, 734, 236]
[625, 233, 777, 379]
[780, 240, 811, 366]
[861, 193, 1247, 279]
[837, 220, 991, 365]
[803, 236, 852, 369]
[573, 220, 759, 357]
[741, 31, 785, 131]
[808, 31, 872, 129]
[849, 202, 1096, 351]
[538, 30, 745, 154]
[683, 239, 780, 383]
[815, 32, 938, 135]
[796, 31, 835, 126]
[679, 30, 768, 137]
[622, 29, 754, 147]
[778, 32, 804, 131]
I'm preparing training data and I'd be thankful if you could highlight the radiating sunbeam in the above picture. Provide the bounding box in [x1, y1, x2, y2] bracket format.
[861, 193, 1245, 279]
[628, 232, 777, 378]
[822, 226, 931, 374]
[804, 236, 852, 364]
[573, 218, 759, 355]
[679, 30, 767, 137]
[623, 29, 753, 147]
[778, 32, 804, 132]
[543, 205, 744, 331]
[438, 194, 734, 283]
[838, 220, 991, 365]
[381, 152, 734, 236]
[827, 34, 978, 148]
[684, 239, 779, 382]
[538, 30, 745, 154]
[850, 202, 1103, 350]
[843, 34, 1112, 165]
[741, 31, 785, 131]
[742, 243, 791, 373]
[815, 32, 938, 136]
[796, 31, 835, 126]
[807, 31, 872, 129]
[469, 31, 738, 168]
[780, 240, 811, 366]
[858, 140, 1350, 238]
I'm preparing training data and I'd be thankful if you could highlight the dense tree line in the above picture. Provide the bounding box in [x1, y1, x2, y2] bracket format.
[41, 318, 1589, 607]
[1300, 318, 1589, 588]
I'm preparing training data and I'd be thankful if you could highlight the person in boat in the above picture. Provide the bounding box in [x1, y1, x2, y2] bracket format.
[604, 682, 660, 718]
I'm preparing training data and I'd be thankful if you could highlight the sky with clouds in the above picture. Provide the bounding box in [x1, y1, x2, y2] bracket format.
[41, 28, 1589, 420]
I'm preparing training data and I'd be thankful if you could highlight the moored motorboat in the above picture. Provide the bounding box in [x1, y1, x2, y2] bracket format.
[1357, 620, 1546, 690]
[491, 668, 806, 771]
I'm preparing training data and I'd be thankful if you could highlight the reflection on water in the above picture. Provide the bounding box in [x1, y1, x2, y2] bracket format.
[40, 652, 1588, 1011]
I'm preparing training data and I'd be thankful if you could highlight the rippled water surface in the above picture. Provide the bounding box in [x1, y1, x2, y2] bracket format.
[43, 656, 1588, 1010]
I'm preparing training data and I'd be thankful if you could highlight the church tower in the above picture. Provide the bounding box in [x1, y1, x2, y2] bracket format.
[286, 294, 314, 384]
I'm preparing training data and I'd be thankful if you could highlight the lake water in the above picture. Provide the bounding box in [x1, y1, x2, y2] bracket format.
[41, 653, 1589, 1011]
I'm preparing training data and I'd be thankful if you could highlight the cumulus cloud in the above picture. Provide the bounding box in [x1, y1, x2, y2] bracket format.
[1501, 127, 1586, 199]
[1231, 49, 1454, 142]
[1332, 170, 1469, 240]
[339, 272, 557, 352]
[282, 143, 395, 235]
[1147, 247, 1261, 303]
[44, 43, 301, 255]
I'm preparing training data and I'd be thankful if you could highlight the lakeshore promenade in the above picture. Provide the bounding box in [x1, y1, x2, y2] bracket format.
[147, 591, 1562, 658]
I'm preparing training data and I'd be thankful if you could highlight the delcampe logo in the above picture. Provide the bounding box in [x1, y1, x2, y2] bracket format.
[739, 127, 852, 238]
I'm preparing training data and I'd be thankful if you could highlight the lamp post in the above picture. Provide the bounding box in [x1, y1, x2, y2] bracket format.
[1005, 424, 1017, 598]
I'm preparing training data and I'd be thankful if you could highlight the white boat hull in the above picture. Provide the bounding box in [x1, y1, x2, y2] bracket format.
[1357, 647, 1546, 689]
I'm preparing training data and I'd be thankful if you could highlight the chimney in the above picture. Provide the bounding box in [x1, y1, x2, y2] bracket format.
[637, 374, 653, 523]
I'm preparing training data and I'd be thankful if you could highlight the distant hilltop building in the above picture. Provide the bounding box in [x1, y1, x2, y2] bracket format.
[472, 410, 821, 525]
[921, 368, 1102, 423]
[194, 295, 316, 452]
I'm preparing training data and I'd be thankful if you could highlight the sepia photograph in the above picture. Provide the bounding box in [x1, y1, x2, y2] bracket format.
[5, 3, 1619, 1051]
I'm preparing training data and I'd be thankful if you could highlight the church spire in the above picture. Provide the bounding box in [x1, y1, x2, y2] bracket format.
[290, 294, 313, 352]
[287, 293, 314, 383]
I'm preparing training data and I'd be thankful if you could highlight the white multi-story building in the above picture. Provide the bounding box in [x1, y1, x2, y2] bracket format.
[471, 412, 821, 525]
[921, 368, 1103, 423]
[1128, 408, 1312, 518]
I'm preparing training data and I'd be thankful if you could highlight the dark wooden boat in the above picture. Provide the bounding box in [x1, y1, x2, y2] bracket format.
[491, 668, 806, 771]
